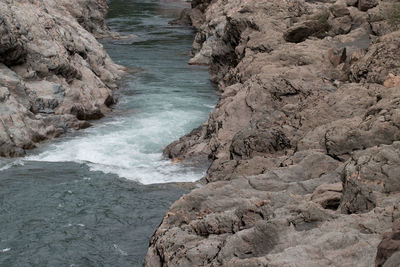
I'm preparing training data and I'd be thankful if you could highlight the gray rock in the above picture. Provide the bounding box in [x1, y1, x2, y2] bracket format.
[383, 252, 400, 267]
[0, 0, 124, 157]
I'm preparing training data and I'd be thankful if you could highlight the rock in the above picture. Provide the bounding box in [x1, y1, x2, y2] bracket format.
[329, 15, 353, 35]
[170, 8, 204, 29]
[350, 31, 400, 84]
[311, 183, 342, 210]
[328, 47, 347, 67]
[284, 19, 331, 43]
[146, 160, 394, 266]
[330, 4, 351, 17]
[367, 2, 400, 36]
[382, 252, 400, 267]
[376, 220, 400, 267]
[346, 0, 359, 7]
[0, 87, 10, 102]
[230, 127, 291, 160]
[63, 0, 110, 37]
[148, 0, 400, 265]
[358, 0, 378, 11]
[169, 8, 193, 25]
[384, 73, 400, 88]
[341, 142, 400, 214]
[192, 0, 213, 12]
[0, 15, 27, 66]
[0, 0, 124, 157]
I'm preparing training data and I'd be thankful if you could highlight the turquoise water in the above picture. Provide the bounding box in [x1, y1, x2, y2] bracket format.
[0, 0, 216, 265]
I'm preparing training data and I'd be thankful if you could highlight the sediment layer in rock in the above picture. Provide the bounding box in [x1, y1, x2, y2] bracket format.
[0, 0, 124, 157]
[147, 0, 400, 266]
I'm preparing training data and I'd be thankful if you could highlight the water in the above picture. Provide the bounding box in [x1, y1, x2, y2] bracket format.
[0, 0, 217, 265]
[27, 0, 217, 184]
[0, 163, 189, 266]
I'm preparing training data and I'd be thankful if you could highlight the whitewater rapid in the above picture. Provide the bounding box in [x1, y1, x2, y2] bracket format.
[14, 1, 216, 184]
[25, 105, 212, 184]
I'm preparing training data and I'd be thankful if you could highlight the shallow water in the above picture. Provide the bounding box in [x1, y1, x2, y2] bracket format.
[0, 0, 216, 265]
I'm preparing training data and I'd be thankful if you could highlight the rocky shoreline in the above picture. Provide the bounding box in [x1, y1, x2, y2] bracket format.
[146, 0, 400, 266]
[0, 0, 124, 157]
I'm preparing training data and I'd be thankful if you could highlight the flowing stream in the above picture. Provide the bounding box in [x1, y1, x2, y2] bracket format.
[0, 0, 216, 265]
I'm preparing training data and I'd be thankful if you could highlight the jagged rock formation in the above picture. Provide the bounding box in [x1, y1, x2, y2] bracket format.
[147, 0, 400, 266]
[0, 0, 124, 157]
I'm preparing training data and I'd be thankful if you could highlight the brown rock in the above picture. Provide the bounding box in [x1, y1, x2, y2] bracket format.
[148, 0, 400, 266]
[384, 73, 400, 88]
[328, 47, 347, 67]
[350, 31, 400, 84]
[329, 15, 353, 35]
[284, 19, 331, 43]
[358, 0, 378, 11]
[330, 4, 351, 17]
[347, 0, 359, 7]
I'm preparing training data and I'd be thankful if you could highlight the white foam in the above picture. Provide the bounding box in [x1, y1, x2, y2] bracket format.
[203, 104, 215, 109]
[0, 159, 24, 171]
[0, 248, 11, 253]
[0, 165, 11, 172]
[25, 108, 208, 184]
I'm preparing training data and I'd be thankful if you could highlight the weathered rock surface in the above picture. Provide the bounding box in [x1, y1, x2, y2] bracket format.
[0, 0, 124, 157]
[147, 0, 400, 266]
[376, 219, 400, 267]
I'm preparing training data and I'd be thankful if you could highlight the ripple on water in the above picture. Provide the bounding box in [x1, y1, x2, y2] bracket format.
[0, 162, 189, 266]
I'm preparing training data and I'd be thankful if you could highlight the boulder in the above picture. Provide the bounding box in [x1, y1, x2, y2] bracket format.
[284, 19, 331, 43]
[358, 0, 378, 11]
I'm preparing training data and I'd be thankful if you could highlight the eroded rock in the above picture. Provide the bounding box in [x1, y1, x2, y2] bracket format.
[0, 0, 124, 157]
[148, 0, 400, 265]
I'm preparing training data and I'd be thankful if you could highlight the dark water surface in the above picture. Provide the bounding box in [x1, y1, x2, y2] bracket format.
[0, 163, 187, 266]
[0, 0, 216, 266]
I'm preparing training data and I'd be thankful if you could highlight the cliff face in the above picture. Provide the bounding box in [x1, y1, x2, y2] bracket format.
[147, 0, 400, 266]
[0, 0, 124, 157]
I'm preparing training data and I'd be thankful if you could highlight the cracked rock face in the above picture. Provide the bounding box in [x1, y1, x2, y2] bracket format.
[0, 0, 124, 157]
[147, 0, 400, 266]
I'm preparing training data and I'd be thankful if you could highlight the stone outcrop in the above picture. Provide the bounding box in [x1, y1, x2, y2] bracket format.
[0, 0, 124, 157]
[147, 0, 400, 266]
